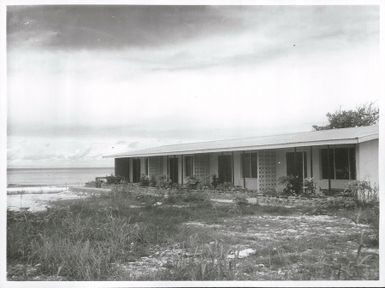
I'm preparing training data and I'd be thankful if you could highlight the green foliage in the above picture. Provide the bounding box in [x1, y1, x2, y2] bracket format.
[139, 174, 150, 187]
[261, 188, 279, 197]
[344, 180, 378, 203]
[313, 103, 379, 131]
[215, 182, 235, 191]
[157, 175, 173, 189]
[303, 177, 317, 197]
[184, 176, 200, 189]
[149, 175, 157, 187]
[278, 176, 302, 196]
[211, 174, 219, 188]
[233, 195, 248, 207]
[7, 184, 379, 281]
[161, 241, 235, 280]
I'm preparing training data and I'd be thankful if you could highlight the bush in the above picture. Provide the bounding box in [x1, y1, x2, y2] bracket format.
[345, 180, 378, 203]
[215, 182, 234, 192]
[261, 188, 279, 197]
[139, 174, 150, 187]
[278, 176, 302, 196]
[303, 177, 317, 197]
[149, 175, 157, 187]
[211, 175, 219, 188]
[157, 176, 172, 189]
[185, 176, 200, 190]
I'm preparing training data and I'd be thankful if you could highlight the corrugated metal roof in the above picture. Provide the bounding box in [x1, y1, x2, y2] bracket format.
[106, 125, 379, 158]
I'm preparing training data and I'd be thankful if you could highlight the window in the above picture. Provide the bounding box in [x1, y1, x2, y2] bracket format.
[242, 152, 258, 178]
[184, 156, 193, 177]
[321, 147, 356, 180]
[218, 155, 232, 183]
[286, 152, 307, 179]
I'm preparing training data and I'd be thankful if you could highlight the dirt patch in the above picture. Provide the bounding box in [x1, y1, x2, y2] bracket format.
[111, 214, 378, 280]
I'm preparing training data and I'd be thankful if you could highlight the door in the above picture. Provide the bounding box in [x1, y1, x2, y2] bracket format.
[286, 152, 307, 181]
[132, 158, 141, 183]
[218, 155, 232, 184]
[169, 158, 179, 183]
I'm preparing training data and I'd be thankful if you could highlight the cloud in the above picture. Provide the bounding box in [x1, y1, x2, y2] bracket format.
[7, 5, 378, 52]
[7, 5, 244, 50]
[6, 5, 380, 168]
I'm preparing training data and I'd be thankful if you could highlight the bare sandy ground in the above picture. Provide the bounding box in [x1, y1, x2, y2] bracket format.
[6, 186, 104, 212]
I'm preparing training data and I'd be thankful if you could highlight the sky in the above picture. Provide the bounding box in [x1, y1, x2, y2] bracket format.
[7, 5, 380, 168]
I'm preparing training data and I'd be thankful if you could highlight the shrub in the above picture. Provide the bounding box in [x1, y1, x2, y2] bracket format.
[157, 176, 172, 189]
[303, 177, 317, 197]
[261, 188, 278, 197]
[216, 182, 234, 192]
[139, 174, 150, 187]
[211, 175, 219, 188]
[149, 175, 157, 187]
[278, 176, 302, 196]
[345, 180, 378, 203]
[185, 176, 200, 190]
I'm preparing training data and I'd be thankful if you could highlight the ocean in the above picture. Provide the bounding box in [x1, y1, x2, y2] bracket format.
[7, 167, 115, 187]
[7, 167, 115, 211]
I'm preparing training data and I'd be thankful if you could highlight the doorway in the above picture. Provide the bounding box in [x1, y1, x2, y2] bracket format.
[286, 152, 307, 181]
[132, 158, 141, 183]
[218, 155, 232, 184]
[169, 157, 179, 183]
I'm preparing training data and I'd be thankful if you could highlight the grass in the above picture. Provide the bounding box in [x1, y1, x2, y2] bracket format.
[7, 186, 379, 280]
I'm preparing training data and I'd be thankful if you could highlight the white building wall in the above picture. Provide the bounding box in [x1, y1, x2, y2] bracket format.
[357, 139, 379, 187]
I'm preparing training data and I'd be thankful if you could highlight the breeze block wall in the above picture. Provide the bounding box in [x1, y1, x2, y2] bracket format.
[148, 156, 163, 179]
[194, 154, 210, 185]
[258, 150, 277, 192]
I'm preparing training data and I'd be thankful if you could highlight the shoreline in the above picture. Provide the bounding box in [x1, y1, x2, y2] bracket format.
[7, 185, 112, 212]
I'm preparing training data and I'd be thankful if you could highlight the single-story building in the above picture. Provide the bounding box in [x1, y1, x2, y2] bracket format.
[105, 125, 379, 192]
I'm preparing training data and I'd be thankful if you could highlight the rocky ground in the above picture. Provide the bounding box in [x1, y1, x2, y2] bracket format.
[105, 214, 378, 280]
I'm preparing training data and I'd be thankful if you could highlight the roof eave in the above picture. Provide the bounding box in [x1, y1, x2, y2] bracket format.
[105, 138, 363, 159]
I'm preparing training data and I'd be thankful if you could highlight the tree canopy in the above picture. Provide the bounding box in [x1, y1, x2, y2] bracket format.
[313, 103, 379, 131]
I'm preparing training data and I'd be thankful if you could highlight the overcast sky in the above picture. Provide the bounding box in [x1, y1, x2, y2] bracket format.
[7, 5, 380, 168]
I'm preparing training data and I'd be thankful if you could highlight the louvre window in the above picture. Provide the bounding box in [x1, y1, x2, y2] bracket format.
[242, 152, 258, 178]
[321, 147, 356, 180]
[184, 156, 193, 177]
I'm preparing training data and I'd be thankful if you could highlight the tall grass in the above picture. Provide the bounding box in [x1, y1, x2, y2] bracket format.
[159, 241, 236, 280]
[7, 189, 257, 280]
[7, 186, 379, 280]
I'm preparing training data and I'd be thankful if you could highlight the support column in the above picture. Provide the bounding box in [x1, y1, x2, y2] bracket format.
[310, 146, 313, 178]
[166, 156, 169, 179]
[232, 152, 235, 185]
[242, 151, 246, 188]
[181, 155, 184, 185]
[327, 145, 331, 192]
[294, 147, 297, 176]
